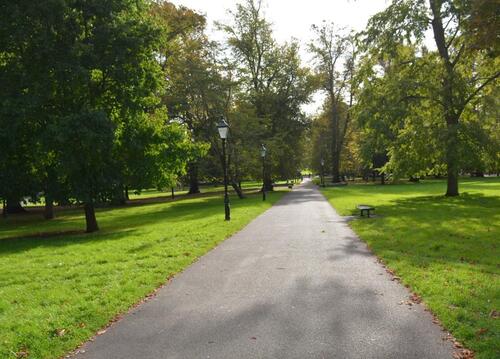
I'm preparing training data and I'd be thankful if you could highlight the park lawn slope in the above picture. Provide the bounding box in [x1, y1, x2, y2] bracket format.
[320, 178, 500, 359]
[0, 190, 286, 358]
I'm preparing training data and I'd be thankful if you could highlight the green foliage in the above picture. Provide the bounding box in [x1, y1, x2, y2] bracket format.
[308, 22, 358, 181]
[55, 111, 116, 204]
[221, 0, 314, 183]
[358, 0, 500, 194]
[321, 178, 500, 359]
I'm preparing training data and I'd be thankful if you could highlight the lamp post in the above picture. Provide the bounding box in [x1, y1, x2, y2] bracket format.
[260, 144, 267, 201]
[320, 158, 325, 187]
[217, 118, 230, 221]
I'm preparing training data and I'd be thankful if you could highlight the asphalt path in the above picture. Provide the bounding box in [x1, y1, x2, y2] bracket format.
[75, 179, 454, 359]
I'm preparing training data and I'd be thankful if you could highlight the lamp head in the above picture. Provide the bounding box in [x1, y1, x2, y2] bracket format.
[217, 118, 229, 139]
[260, 144, 267, 158]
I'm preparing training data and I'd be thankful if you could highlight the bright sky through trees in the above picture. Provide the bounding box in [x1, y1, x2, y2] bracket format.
[170, 0, 391, 114]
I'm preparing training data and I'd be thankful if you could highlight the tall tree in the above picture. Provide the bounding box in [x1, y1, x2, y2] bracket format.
[309, 23, 357, 183]
[220, 0, 313, 190]
[364, 0, 500, 195]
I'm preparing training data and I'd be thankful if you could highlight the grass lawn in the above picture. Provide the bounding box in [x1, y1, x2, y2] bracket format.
[0, 190, 287, 358]
[320, 178, 500, 359]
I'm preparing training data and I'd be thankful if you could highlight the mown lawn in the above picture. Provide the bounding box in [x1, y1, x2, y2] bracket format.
[0, 190, 286, 358]
[320, 178, 500, 359]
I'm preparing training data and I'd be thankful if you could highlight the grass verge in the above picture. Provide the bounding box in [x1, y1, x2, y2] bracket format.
[0, 190, 286, 358]
[320, 178, 499, 359]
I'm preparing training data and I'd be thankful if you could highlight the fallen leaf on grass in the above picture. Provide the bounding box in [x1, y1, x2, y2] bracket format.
[475, 328, 488, 336]
[55, 328, 66, 337]
[16, 349, 29, 358]
[489, 310, 499, 318]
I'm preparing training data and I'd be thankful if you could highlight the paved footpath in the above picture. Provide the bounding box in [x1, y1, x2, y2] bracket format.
[76, 180, 454, 359]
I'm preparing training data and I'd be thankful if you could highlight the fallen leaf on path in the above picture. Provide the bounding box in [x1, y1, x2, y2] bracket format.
[410, 293, 422, 304]
[452, 349, 474, 359]
[97, 329, 107, 335]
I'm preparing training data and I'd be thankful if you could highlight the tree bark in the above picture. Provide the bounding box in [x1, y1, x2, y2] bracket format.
[231, 181, 245, 199]
[445, 120, 460, 196]
[6, 198, 25, 214]
[187, 162, 200, 194]
[263, 174, 274, 192]
[44, 195, 55, 220]
[331, 151, 341, 183]
[124, 186, 130, 201]
[429, 0, 460, 196]
[171, 187, 175, 199]
[84, 202, 99, 233]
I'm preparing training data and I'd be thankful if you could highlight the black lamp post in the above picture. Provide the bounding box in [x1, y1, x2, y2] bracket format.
[320, 158, 325, 187]
[260, 144, 267, 201]
[217, 118, 230, 221]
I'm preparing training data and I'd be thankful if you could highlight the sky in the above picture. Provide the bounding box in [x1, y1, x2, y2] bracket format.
[170, 0, 392, 114]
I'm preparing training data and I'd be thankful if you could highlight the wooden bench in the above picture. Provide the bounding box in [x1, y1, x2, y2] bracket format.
[357, 205, 375, 218]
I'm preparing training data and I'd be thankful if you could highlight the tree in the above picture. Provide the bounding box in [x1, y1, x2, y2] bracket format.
[309, 23, 357, 183]
[220, 0, 313, 190]
[154, 1, 227, 195]
[0, 0, 193, 231]
[364, 0, 500, 196]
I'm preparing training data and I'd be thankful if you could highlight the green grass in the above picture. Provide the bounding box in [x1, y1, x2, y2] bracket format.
[0, 190, 287, 358]
[320, 178, 500, 359]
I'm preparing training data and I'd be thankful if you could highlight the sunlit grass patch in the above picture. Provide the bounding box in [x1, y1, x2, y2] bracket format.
[0, 190, 286, 358]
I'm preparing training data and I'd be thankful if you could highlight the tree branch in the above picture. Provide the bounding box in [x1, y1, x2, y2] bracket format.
[462, 71, 500, 108]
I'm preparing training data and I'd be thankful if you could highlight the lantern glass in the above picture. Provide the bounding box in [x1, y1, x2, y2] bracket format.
[217, 119, 229, 139]
[260, 144, 267, 158]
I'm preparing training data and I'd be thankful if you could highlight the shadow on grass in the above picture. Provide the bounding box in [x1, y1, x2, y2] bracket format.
[352, 192, 500, 269]
[0, 192, 270, 254]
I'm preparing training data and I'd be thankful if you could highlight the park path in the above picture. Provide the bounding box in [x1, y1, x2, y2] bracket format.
[75, 179, 454, 359]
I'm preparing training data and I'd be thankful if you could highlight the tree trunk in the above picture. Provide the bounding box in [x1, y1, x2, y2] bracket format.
[429, 0, 460, 197]
[231, 181, 245, 199]
[84, 202, 99, 233]
[44, 195, 55, 220]
[171, 187, 175, 199]
[380, 173, 385, 185]
[6, 198, 25, 214]
[263, 174, 274, 192]
[124, 186, 130, 201]
[445, 120, 459, 196]
[111, 185, 126, 205]
[332, 152, 341, 183]
[2, 199, 6, 218]
[188, 162, 200, 194]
